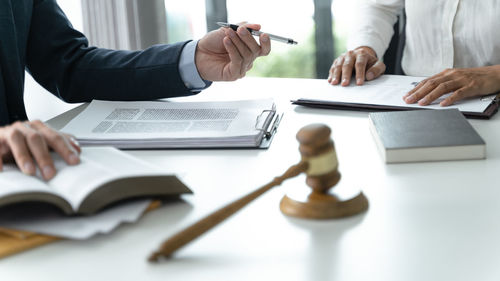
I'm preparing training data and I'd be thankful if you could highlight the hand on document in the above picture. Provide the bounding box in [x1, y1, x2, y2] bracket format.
[328, 46, 386, 86]
[0, 120, 80, 180]
[196, 22, 271, 81]
[403, 66, 500, 106]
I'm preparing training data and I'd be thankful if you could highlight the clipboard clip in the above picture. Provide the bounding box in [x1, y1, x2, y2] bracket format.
[480, 93, 500, 103]
[255, 110, 283, 139]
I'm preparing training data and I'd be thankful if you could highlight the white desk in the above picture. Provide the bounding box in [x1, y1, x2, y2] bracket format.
[2, 77, 500, 281]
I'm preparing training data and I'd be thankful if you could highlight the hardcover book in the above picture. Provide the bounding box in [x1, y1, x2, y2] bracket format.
[368, 109, 486, 163]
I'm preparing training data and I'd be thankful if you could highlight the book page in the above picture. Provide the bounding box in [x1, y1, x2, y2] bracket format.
[0, 166, 54, 200]
[60, 99, 275, 140]
[302, 75, 493, 113]
[45, 147, 171, 211]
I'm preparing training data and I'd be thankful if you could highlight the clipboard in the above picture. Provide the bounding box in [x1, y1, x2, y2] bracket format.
[292, 94, 500, 120]
[114, 109, 284, 150]
[257, 111, 283, 149]
[58, 99, 282, 150]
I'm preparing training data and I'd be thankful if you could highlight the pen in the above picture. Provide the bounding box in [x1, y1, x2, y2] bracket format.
[217, 22, 298, 45]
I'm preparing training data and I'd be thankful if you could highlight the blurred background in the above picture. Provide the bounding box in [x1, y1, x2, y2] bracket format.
[56, 0, 356, 79]
[26, 0, 356, 120]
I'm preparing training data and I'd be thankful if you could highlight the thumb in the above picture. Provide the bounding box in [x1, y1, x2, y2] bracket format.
[365, 61, 386, 80]
[241, 23, 261, 31]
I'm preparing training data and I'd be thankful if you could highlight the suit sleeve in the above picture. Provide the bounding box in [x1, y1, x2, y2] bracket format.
[25, 0, 195, 103]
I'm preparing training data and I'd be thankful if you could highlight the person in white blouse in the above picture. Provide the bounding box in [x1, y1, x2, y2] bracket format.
[328, 0, 500, 107]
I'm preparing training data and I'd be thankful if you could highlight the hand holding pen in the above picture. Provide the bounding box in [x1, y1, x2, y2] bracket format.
[196, 22, 271, 81]
[217, 22, 298, 45]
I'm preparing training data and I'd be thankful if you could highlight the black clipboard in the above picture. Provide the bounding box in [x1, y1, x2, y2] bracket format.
[291, 94, 500, 120]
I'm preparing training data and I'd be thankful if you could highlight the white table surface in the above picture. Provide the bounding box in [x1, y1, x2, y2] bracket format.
[2, 77, 500, 281]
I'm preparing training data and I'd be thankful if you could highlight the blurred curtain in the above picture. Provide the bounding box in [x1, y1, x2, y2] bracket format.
[205, 0, 227, 31]
[313, 0, 334, 78]
[81, 0, 167, 50]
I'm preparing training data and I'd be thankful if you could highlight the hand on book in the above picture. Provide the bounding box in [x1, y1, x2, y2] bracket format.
[403, 66, 500, 106]
[196, 22, 271, 81]
[0, 120, 81, 180]
[328, 46, 386, 86]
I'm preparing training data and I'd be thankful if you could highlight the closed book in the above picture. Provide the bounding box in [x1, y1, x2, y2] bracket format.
[368, 109, 486, 163]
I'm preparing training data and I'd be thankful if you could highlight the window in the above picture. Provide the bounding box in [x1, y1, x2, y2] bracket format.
[161, 1, 355, 78]
[56, 0, 84, 32]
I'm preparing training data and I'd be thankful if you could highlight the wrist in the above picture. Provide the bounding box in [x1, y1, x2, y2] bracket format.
[488, 65, 500, 91]
[355, 46, 377, 58]
[178, 40, 208, 91]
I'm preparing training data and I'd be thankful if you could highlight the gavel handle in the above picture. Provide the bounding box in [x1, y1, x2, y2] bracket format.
[148, 161, 308, 262]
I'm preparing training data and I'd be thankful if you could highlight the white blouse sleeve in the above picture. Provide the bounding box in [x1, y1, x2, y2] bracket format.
[347, 0, 404, 59]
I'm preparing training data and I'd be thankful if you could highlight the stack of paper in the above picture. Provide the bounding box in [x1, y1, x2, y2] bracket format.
[61, 99, 279, 149]
[292, 75, 498, 119]
[0, 200, 151, 240]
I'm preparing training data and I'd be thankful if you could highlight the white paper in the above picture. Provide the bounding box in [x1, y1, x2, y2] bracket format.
[300, 75, 493, 113]
[0, 147, 178, 239]
[0, 199, 151, 240]
[60, 99, 276, 147]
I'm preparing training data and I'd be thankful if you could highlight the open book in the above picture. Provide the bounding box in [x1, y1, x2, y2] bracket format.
[292, 75, 499, 119]
[60, 99, 280, 149]
[0, 147, 191, 215]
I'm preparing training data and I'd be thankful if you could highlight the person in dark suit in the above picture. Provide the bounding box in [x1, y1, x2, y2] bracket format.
[0, 0, 271, 179]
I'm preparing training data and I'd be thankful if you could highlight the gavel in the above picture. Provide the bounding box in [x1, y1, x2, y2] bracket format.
[148, 124, 368, 262]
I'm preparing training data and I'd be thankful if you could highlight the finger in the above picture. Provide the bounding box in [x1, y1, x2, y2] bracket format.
[225, 28, 253, 76]
[365, 60, 386, 81]
[242, 23, 261, 31]
[328, 62, 334, 83]
[0, 142, 3, 172]
[403, 78, 430, 99]
[3, 127, 36, 175]
[258, 34, 271, 56]
[341, 51, 356, 86]
[403, 70, 449, 99]
[0, 139, 10, 158]
[63, 134, 81, 154]
[31, 121, 80, 166]
[332, 55, 344, 85]
[354, 54, 369, 85]
[441, 86, 475, 106]
[328, 58, 339, 83]
[223, 36, 243, 81]
[24, 128, 56, 180]
[418, 80, 460, 106]
[236, 21, 249, 27]
[331, 56, 344, 85]
[236, 25, 261, 57]
[404, 76, 450, 104]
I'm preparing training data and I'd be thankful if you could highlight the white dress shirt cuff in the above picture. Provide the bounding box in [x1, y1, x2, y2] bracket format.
[178, 40, 211, 92]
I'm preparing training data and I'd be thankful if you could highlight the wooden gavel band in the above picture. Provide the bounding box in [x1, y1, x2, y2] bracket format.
[148, 161, 309, 262]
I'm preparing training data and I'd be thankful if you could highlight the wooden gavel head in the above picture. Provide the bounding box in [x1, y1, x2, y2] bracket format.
[281, 124, 368, 219]
[296, 124, 341, 194]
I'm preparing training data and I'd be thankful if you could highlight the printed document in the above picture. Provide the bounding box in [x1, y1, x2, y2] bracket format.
[297, 75, 494, 113]
[61, 99, 277, 148]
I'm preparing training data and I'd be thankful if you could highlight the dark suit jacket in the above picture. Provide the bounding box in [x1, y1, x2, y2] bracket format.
[0, 0, 195, 126]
